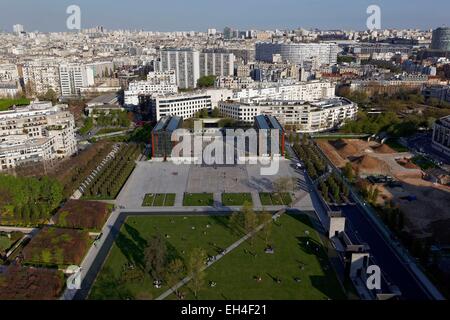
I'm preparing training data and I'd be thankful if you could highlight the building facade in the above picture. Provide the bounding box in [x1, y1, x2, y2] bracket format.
[151, 116, 183, 159]
[22, 61, 61, 95]
[150, 93, 213, 121]
[431, 27, 450, 51]
[219, 97, 357, 132]
[0, 101, 77, 170]
[255, 42, 339, 66]
[59, 63, 94, 96]
[432, 116, 450, 157]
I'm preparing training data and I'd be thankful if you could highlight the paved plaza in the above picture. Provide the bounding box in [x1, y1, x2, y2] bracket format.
[117, 158, 312, 210]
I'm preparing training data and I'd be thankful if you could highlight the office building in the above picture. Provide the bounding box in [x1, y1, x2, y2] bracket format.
[431, 27, 450, 51]
[254, 115, 285, 157]
[432, 116, 450, 157]
[151, 116, 183, 159]
[150, 92, 212, 121]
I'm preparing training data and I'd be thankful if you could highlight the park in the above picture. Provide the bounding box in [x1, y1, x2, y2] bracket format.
[89, 212, 345, 300]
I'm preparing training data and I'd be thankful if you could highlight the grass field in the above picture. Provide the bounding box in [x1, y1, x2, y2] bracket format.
[222, 193, 253, 206]
[183, 193, 214, 206]
[142, 194, 176, 207]
[0, 235, 13, 252]
[89, 214, 345, 300]
[0, 98, 30, 111]
[259, 193, 293, 206]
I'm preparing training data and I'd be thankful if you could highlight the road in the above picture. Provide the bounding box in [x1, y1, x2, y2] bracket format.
[334, 204, 430, 300]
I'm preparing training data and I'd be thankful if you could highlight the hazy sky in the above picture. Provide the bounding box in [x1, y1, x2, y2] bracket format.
[0, 0, 448, 32]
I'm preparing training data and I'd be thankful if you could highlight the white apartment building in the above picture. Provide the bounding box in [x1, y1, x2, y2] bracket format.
[156, 49, 236, 89]
[59, 63, 94, 96]
[156, 49, 200, 89]
[233, 80, 336, 102]
[255, 42, 339, 66]
[124, 70, 178, 106]
[151, 93, 213, 121]
[0, 64, 20, 83]
[0, 101, 77, 171]
[219, 97, 357, 132]
[199, 50, 235, 77]
[22, 61, 61, 95]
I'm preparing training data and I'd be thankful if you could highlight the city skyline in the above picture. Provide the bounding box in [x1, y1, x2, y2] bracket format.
[1, 0, 449, 33]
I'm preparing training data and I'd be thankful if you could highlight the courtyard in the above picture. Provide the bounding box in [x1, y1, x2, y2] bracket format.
[117, 158, 312, 209]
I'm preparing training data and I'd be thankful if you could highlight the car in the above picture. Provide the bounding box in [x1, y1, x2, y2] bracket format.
[296, 163, 303, 169]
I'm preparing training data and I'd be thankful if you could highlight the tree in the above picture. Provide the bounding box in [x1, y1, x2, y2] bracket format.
[197, 75, 216, 88]
[343, 162, 354, 181]
[273, 176, 293, 194]
[41, 89, 58, 103]
[242, 202, 258, 245]
[144, 234, 167, 281]
[187, 248, 207, 298]
[259, 212, 273, 247]
[165, 259, 185, 297]
[229, 211, 244, 235]
[211, 108, 220, 118]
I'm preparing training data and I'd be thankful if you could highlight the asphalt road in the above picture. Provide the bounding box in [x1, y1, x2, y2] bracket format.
[333, 204, 430, 300]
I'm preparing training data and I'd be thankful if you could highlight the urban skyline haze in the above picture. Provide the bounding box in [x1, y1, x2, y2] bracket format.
[0, 0, 449, 32]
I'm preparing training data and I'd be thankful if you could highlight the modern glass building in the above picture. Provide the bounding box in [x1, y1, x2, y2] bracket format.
[151, 116, 183, 159]
[431, 27, 450, 51]
[254, 115, 285, 157]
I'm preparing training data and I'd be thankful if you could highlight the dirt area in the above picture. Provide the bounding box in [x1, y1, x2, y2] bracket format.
[378, 179, 450, 243]
[316, 138, 422, 178]
[317, 138, 450, 244]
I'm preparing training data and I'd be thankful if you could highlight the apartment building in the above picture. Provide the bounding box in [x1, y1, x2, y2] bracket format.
[156, 49, 236, 89]
[219, 97, 357, 132]
[233, 80, 336, 102]
[59, 63, 94, 96]
[0, 101, 77, 170]
[199, 50, 235, 77]
[255, 42, 339, 66]
[22, 61, 61, 95]
[156, 49, 201, 89]
[0, 64, 20, 83]
[124, 70, 178, 106]
[150, 92, 213, 121]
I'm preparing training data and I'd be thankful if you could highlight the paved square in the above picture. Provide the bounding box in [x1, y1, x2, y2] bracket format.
[117, 158, 310, 209]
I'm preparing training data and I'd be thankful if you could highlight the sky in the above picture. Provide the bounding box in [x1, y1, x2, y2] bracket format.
[0, 0, 448, 32]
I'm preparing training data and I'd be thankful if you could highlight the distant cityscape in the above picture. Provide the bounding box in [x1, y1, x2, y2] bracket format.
[0, 20, 449, 304]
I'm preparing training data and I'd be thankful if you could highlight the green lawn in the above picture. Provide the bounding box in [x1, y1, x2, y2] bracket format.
[142, 194, 176, 207]
[183, 193, 214, 206]
[259, 193, 293, 206]
[0, 235, 13, 252]
[385, 139, 409, 152]
[222, 193, 253, 206]
[0, 98, 30, 111]
[411, 156, 436, 170]
[89, 214, 345, 300]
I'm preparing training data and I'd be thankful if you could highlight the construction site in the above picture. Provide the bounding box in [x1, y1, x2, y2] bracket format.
[316, 138, 450, 244]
